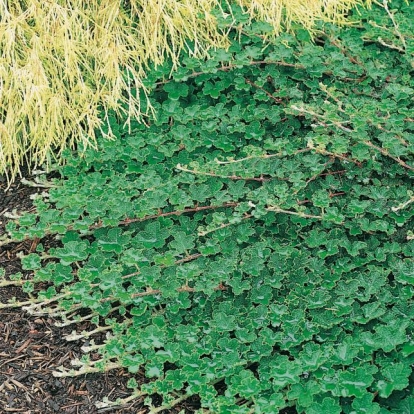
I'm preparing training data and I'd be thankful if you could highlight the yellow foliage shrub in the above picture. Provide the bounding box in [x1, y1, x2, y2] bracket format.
[0, 0, 371, 183]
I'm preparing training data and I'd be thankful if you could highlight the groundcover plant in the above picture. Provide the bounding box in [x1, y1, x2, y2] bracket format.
[1, 0, 414, 412]
[0, 0, 370, 182]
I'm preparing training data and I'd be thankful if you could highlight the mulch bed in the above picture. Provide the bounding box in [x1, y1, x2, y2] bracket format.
[0, 173, 196, 413]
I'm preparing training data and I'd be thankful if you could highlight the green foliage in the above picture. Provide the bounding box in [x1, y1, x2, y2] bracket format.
[0, 0, 375, 184]
[1, 1, 414, 412]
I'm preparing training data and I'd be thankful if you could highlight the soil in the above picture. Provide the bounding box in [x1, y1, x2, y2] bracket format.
[0, 172, 198, 414]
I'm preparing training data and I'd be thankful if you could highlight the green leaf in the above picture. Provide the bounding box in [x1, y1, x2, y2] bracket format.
[337, 366, 376, 398]
[18, 213, 37, 227]
[227, 370, 262, 399]
[288, 381, 320, 407]
[269, 356, 302, 388]
[52, 241, 89, 266]
[146, 363, 162, 378]
[298, 343, 328, 370]
[203, 81, 225, 99]
[312, 190, 331, 208]
[250, 285, 273, 305]
[374, 320, 409, 352]
[350, 393, 380, 414]
[99, 270, 121, 291]
[376, 362, 411, 398]
[97, 228, 131, 254]
[394, 396, 414, 414]
[134, 221, 169, 248]
[52, 263, 74, 286]
[332, 336, 361, 365]
[21, 253, 42, 270]
[163, 82, 189, 100]
[307, 397, 341, 414]
[323, 207, 345, 224]
[22, 281, 34, 293]
[8, 12, 414, 412]
[255, 392, 285, 413]
[212, 311, 236, 331]
[169, 231, 195, 254]
[347, 199, 371, 215]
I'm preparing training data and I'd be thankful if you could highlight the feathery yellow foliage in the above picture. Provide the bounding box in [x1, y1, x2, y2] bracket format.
[0, 0, 372, 182]
[236, 0, 372, 33]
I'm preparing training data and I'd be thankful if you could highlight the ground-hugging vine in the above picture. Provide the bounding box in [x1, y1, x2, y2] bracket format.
[1, 1, 414, 412]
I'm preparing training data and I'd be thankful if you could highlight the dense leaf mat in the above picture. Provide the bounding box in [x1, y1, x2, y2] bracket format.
[1, 1, 414, 412]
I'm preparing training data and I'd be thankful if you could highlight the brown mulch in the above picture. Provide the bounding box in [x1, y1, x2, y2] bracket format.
[0, 173, 197, 414]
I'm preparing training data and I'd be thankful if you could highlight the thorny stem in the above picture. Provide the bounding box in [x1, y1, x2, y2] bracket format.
[154, 57, 366, 90]
[318, 83, 346, 112]
[53, 361, 122, 378]
[0, 292, 69, 310]
[92, 283, 228, 305]
[81, 342, 105, 353]
[154, 60, 301, 87]
[0, 279, 26, 287]
[215, 148, 311, 165]
[320, 170, 346, 177]
[176, 163, 273, 182]
[374, 36, 405, 53]
[54, 308, 101, 327]
[95, 390, 148, 411]
[364, 141, 414, 171]
[391, 196, 414, 212]
[291, 105, 354, 133]
[3, 255, 206, 316]
[294, 158, 335, 195]
[378, 0, 407, 50]
[64, 323, 127, 342]
[199, 203, 329, 237]
[92, 203, 239, 229]
[129, 283, 227, 301]
[0, 203, 239, 248]
[30, 302, 84, 318]
[20, 177, 57, 188]
[292, 105, 414, 171]
[244, 78, 285, 104]
[198, 214, 254, 237]
[175, 253, 203, 264]
[266, 206, 324, 220]
[72, 255, 227, 307]
[313, 148, 363, 167]
[148, 365, 249, 414]
[54, 302, 132, 327]
[327, 37, 363, 66]
[85, 271, 141, 290]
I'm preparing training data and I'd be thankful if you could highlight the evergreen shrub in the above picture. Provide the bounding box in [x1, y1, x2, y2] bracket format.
[1, 0, 414, 412]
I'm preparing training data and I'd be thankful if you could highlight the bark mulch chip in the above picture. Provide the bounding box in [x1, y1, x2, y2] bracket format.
[1, 173, 194, 413]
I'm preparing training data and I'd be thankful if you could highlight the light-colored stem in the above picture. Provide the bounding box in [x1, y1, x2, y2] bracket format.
[391, 196, 414, 212]
[53, 361, 122, 378]
[266, 206, 323, 220]
[0, 279, 26, 287]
